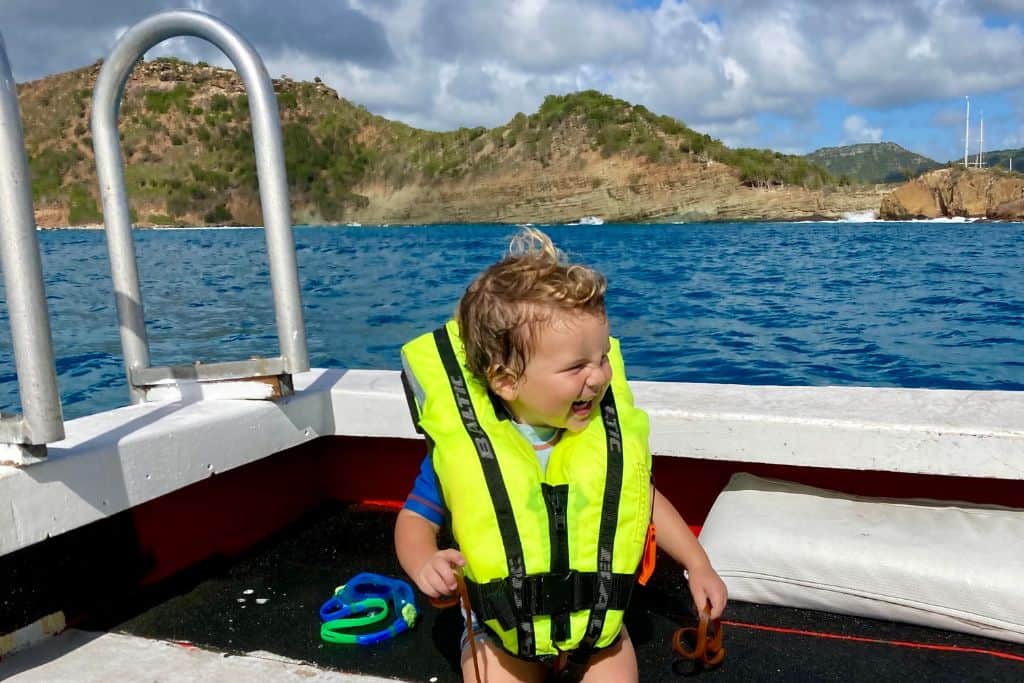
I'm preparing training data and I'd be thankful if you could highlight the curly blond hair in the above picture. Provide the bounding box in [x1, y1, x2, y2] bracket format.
[456, 227, 607, 384]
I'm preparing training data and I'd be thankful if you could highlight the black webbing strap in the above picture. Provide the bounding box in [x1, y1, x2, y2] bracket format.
[399, 370, 425, 435]
[542, 483, 571, 641]
[465, 571, 635, 631]
[432, 326, 536, 657]
[565, 386, 625, 677]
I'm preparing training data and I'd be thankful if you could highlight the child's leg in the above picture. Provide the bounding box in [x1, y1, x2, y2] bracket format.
[460, 633, 547, 683]
[579, 626, 638, 683]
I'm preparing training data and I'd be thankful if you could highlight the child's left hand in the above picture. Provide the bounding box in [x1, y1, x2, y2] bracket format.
[687, 564, 728, 619]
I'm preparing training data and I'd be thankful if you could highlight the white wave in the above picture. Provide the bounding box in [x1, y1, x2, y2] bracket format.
[821, 214, 984, 225]
[840, 210, 879, 222]
[873, 216, 979, 224]
[917, 216, 978, 223]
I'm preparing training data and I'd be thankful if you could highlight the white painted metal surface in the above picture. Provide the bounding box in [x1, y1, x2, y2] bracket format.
[635, 381, 1024, 478]
[1, 370, 1022, 558]
[0, 629, 398, 682]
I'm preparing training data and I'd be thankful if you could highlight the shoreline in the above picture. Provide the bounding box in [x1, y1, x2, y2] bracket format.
[35, 216, 1024, 230]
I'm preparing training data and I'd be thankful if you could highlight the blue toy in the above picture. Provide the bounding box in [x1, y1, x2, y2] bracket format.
[319, 572, 418, 645]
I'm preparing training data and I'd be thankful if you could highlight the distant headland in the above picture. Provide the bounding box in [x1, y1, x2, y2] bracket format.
[17, 58, 1024, 227]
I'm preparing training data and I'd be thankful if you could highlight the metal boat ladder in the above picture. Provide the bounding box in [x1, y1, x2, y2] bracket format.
[92, 10, 309, 404]
[0, 33, 64, 465]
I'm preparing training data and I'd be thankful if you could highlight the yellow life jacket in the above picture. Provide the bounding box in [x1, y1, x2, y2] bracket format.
[401, 320, 652, 659]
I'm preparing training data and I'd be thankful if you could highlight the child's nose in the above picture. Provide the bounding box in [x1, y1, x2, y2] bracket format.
[586, 364, 612, 390]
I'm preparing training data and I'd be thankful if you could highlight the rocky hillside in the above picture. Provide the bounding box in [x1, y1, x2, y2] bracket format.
[879, 167, 1024, 219]
[18, 58, 886, 226]
[805, 142, 940, 184]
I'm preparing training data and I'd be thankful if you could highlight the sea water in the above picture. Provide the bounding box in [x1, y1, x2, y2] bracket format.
[1, 222, 1021, 420]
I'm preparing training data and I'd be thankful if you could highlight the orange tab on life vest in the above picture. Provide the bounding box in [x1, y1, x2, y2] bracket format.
[638, 522, 657, 585]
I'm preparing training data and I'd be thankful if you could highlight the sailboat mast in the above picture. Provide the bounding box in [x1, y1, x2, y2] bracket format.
[964, 96, 970, 168]
[976, 113, 984, 167]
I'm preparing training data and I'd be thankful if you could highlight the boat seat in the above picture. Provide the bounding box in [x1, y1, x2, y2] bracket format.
[699, 472, 1024, 644]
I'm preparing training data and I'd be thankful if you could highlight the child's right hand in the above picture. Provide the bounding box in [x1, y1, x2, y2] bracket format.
[414, 548, 467, 598]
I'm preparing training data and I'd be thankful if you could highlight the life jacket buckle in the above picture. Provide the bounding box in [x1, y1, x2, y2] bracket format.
[536, 571, 578, 617]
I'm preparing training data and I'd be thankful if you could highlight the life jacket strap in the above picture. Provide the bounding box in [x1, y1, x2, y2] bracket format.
[399, 370, 425, 435]
[465, 571, 635, 632]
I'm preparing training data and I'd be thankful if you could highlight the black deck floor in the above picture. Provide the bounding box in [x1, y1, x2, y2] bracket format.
[106, 502, 1024, 682]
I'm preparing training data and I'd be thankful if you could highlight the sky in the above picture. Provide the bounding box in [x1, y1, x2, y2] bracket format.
[2, 0, 1024, 162]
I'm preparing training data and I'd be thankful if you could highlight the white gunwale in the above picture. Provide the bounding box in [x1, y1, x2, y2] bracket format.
[2, 370, 1022, 558]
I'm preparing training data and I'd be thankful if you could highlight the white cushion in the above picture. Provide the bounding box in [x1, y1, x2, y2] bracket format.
[699, 473, 1024, 644]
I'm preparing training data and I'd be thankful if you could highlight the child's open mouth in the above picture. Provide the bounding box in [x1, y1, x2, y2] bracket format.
[571, 399, 593, 416]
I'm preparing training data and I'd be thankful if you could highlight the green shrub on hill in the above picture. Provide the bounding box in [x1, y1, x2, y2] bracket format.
[148, 213, 175, 225]
[277, 91, 298, 110]
[29, 147, 79, 200]
[526, 90, 830, 187]
[209, 93, 231, 112]
[190, 164, 230, 191]
[725, 148, 832, 188]
[144, 84, 194, 114]
[67, 183, 102, 225]
[204, 203, 232, 223]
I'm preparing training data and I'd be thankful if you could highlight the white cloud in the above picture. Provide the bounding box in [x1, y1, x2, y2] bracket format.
[907, 37, 936, 61]
[325, 0, 1024, 143]
[721, 57, 750, 90]
[700, 116, 762, 146]
[4, 0, 1024, 152]
[843, 114, 883, 143]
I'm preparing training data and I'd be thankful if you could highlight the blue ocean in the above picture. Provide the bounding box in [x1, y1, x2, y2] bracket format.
[2, 222, 1022, 420]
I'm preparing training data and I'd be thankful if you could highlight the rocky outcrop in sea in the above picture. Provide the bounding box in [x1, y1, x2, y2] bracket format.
[880, 167, 1024, 220]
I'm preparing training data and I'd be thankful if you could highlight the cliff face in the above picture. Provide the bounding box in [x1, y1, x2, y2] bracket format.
[347, 152, 889, 225]
[879, 167, 1024, 219]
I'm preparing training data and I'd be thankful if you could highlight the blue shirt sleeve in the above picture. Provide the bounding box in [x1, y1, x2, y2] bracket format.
[403, 452, 446, 526]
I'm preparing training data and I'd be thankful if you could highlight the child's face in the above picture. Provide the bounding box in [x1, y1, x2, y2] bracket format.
[492, 310, 612, 432]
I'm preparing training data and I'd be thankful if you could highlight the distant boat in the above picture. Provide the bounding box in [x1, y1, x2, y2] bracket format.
[571, 215, 605, 225]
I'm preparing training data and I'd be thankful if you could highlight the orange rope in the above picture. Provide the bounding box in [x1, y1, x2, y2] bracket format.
[430, 571, 483, 683]
[722, 620, 1024, 664]
[672, 605, 725, 670]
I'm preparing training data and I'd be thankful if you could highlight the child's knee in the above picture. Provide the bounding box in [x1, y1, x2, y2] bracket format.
[579, 627, 639, 683]
[461, 636, 545, 683]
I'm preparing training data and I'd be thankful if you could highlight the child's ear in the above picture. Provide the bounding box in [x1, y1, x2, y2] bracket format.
[488, 365, 518, 401]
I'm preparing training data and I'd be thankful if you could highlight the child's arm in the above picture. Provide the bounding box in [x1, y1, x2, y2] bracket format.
[652, 486, 728, 619]
[394, 508, 466, 598]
